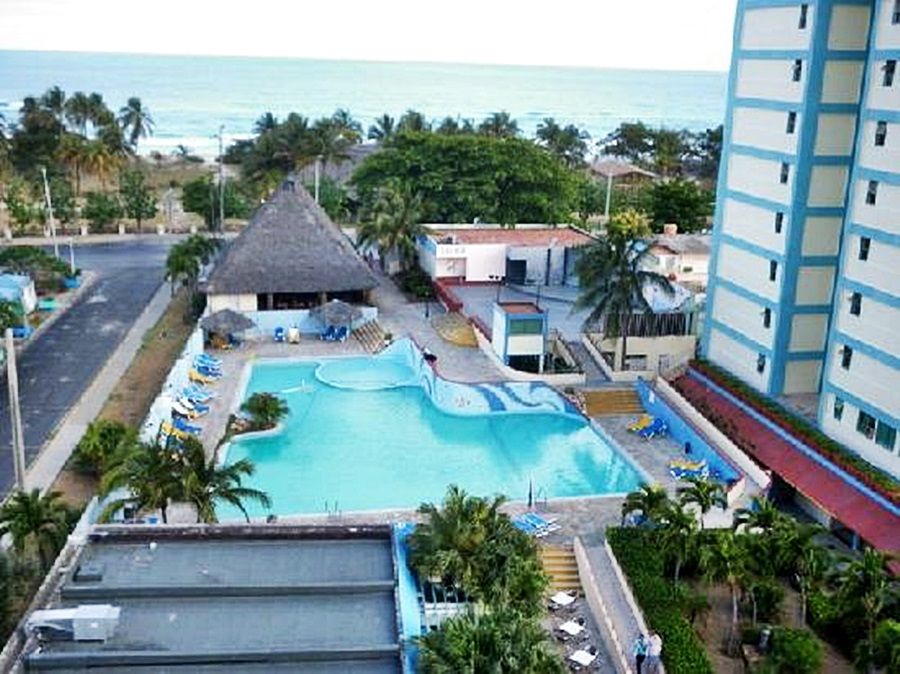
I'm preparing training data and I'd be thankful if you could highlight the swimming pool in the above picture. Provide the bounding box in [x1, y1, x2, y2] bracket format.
[220, 341, 644, 517]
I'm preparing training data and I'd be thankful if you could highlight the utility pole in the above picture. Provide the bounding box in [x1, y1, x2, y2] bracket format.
[68, 237, 76, 276]
[314, 155, 322, 204]
[217, 125, 225, 232]
[40, 167, 60, 259]
[5, 329, 27, 491]
[603, 172, 613, 221]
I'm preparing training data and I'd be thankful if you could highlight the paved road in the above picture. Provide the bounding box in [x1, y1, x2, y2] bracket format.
[0, 239, 173, 496]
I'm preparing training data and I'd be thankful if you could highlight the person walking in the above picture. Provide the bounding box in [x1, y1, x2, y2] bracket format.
[647, 630, 663, 673]
[632, 633, 649, 674]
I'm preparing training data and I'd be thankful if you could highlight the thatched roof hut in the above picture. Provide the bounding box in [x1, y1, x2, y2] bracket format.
[205, 181, 376, 311]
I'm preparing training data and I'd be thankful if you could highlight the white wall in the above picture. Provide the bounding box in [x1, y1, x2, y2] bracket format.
[795, 266, 836, 305]
[814, 113, 858, 156]
[875, 0, 900, 50]
[807, 165, 849, 207]
[208, 293, 257, 313]
[834, 292, 900, 356]
[866, 59, 900, 110]
[717, 243, 781, 302]
[783, 360, 822, 394]
[491, 304, 507, 359]
[843, 236, 900, 297]
[721, 198, 786, 254]
[732, 107, 799, 154]
[827, 4, 871, 50]
[741, 6, 813, 50]
[850, 179, 900, 236]
[708, 327, 771, 392]
[711, 285, 775, 348]
[826, 344, 900, 415]
[436, 257, 466, 278]
[727, 153, 793, 204]
[789, 314, 829, 351]
[857, 120, 900, 173]
[736, 59, 805, 102]
[801, 216, 843, 256]
[820, 393, 900, 478]
[464, 244, 507, 282]
[506, 334, 544, 357]
[821, 61, 865, 104]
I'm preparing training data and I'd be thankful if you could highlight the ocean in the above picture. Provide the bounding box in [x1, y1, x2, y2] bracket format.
[0, 50, 727, 158]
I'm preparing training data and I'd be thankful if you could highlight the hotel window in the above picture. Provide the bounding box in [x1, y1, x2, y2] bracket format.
[876, 421, 897, 450]
[786, 112, 797, 134]
[841, 345, 853, 369]
[508, 319, 543, 335]
[884, 60, 897, 87]
[893, 0, 900, 25]
[859, 236, 871, 260]
[849, 292, 862, 316]
[833, 397, 844, 421]
[763, 307, 772, 328]
[875, 121, 888, 147]
[769, 260, 778, 282]
[756, 354, 767, 374]
[857, 411, 876, 439]
[866, 180, 878, 205]
[799, 4, 809, 28]
[792, 59, 803, 82]
[780, 162, 790, 184]
[774, 212, 784, 234]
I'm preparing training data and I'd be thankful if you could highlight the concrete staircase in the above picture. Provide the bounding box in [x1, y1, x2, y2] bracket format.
[541, 543, 581, 593]
[353, 320, 387, 353]
[583, 387, 643, 417]
[565, 340, 609, 384]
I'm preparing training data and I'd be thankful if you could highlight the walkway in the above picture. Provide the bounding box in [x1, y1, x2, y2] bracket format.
[567, 339, 609, 385]
[676, 370, 900, 558]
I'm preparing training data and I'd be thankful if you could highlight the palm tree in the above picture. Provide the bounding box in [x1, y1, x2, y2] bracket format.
[99, 442, 183, 524]
[621, 483, 670, 525]
[0, 299, 22, 332]
[732, 496, 783, 533]
[82, 140, 119, 188]
[173, 144, 192, 161]
[574, 232, 673, 370]
[179, 438, 271, 523]
[607, 208, 652, 240]
[331, 108, 362, 144]
[408, 485, 507, 591]
[478, 111, 520, 138]
[678, 476, 727, 530]
[164, 243, 201, 295]
[241, 392, 288, 429]
[535, 117, 590, 168]
[0, 489, 70, 571]
[773, 521, 827, 625]
[417, 607, 565, 673]
[356, 182, 424, 272]
[834, 549, 895, 674]
[699, 531, 748, 656]
[397, 109, 431, 134]
[117, 97, 154, 149]
[367, 114, 396, 141]
[64, 91, 92, 136]
[310, 118, 351, 165]
[253, 112, 278, 135]
[658, 501, 698, 581]
[40, 86, 67, 124]
[57, 133, 88, 195]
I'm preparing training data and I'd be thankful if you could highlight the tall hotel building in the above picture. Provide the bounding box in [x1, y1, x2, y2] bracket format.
[704, 0, 900, 478]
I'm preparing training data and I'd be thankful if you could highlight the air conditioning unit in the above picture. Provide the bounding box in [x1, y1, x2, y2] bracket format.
[27, 605, 120, 642]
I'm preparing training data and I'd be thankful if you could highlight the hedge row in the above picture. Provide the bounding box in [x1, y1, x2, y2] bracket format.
[691, 359, 900, 504]
[607, 528, 714, 674]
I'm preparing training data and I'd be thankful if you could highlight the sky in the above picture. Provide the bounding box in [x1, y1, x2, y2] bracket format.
[0, 0, 738, 72]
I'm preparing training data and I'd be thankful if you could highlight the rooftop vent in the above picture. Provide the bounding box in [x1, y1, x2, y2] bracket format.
[27, 605, 120, 642]
[73, 562, 104, 583]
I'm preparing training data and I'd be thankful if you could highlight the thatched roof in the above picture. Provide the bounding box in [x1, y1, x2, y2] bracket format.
[205, 182, 377, 296]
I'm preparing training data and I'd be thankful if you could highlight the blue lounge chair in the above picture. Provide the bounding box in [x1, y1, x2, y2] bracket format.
[523, 512, 561, 534]
[334, 325, 349, 342]
[183, 386, 215, 402]
[321, 325, 337, 341]
[172, 417, 202, 435]
[195, 364, 221, 378]
[638, 418, 668, 439]
[274, 327, 286, 342]
[195, 354, 222, 367]
[513, 517, 540, 535]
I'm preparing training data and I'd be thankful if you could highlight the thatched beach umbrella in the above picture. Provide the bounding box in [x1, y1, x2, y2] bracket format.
[309, 299, 363, 327]
[200, 309, 256, 334]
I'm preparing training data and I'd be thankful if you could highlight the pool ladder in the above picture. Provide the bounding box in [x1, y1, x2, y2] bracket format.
[325, 500, 342, 520]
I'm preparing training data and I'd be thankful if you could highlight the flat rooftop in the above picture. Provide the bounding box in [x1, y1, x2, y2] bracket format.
[23, 526, 403, 673]
[432, 227, 593, 247]
[498, 301, 543, 314]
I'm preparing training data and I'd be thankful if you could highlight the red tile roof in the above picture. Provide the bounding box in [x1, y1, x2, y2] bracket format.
[432, 228, 593, 247]
[498, 302, 542, 314]
[677, 373, 900, 559]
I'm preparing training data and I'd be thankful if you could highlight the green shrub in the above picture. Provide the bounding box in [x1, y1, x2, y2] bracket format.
[82, 191, 122, 233]
[72, 420, 136, 476]
[394, 265, 435, 300]
[759, 627, 823, 674]
[608, 528, 714, 674]
[747, 578, 785, 624]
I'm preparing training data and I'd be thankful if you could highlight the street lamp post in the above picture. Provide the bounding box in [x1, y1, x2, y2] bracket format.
[217, 125, 225, 232]
[489, 274, 504, 303]
[40, 167, 60, 259]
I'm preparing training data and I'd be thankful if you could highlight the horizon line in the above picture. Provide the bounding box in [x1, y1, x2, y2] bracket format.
[0, 47, 730, 76]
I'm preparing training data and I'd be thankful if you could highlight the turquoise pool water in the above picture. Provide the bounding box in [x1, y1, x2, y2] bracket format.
[221, 356, 643, 518]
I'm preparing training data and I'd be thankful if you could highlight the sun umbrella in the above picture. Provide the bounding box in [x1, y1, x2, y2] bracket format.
[200, 309, 256, 334]
[309, 299, 363, 327]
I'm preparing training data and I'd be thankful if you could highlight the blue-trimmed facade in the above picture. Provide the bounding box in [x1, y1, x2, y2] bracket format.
[707, 0, 899, 476]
